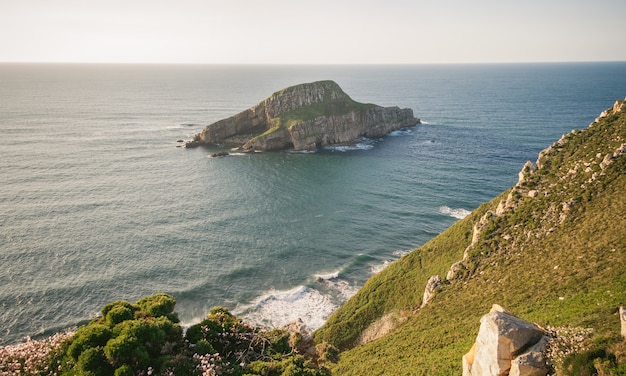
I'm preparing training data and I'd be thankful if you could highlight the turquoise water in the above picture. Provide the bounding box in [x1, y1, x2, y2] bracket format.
[1, 63, 625, 345]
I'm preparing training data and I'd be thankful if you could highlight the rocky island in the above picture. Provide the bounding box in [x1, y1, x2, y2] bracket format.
[185, 80, 420, 151]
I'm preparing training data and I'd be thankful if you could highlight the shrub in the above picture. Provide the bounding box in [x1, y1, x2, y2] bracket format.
[77, 347, 113, 376]
[67, 324, 112, 360]
[101, 300, 137, 319]
[106, 305, 134, 327]
[136, 293, 178, 322]
[104, 333, 149, 369]
[113, 364, 133, 376]
[562, 347, 615, 376]
[60, 293, 183, 375]
[316, 342, 339, 364]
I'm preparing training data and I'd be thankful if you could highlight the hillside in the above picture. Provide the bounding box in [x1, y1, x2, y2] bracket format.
[186, 80, 419, 151]
[314, 99, 626, 375]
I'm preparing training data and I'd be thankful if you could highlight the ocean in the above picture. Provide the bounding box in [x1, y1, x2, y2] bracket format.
[1, 62, 625, 346]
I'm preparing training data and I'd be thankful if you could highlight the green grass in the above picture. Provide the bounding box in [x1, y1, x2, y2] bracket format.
[274, 100, 375, 129]
[315, 101, 626, 374]
[249, 81, 376, 143]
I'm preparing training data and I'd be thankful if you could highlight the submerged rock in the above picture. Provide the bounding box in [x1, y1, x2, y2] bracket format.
[209, 151, 230, 158]
[191, 80, 420, 151]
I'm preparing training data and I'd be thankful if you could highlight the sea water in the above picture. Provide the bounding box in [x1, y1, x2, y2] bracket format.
[1, 63, 625, 345]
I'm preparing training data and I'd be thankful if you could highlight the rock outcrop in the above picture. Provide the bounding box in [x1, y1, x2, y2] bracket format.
[187, 80, 420, 151]
[421, 275, 443, 308]
[463, 305, 550, 376]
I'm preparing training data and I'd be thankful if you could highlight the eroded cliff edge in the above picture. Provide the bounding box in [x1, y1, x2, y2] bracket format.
[186, 80, 420, 151]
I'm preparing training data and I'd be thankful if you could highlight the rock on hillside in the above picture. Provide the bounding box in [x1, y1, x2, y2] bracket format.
[463, 305, 550, 376]
[186, 80, 420, 151]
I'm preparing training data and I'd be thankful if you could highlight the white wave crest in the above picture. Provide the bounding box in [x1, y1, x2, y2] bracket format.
[317, 276, 358, 300]
[315, 270, 340, 281]
[323, 139, 375, 152]
[388, 128, 413, 137]
[370, 260, 390, 274]
[369, 250, 410, 275]
[237, 286, 337, 331]
[439, 206, 471, 219]
[392, 250, 410, 258]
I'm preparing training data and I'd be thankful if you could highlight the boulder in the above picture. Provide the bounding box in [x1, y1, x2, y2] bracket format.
[463, 304, 550, 376]
[509, 336, 550, 376]
[447, 261, 466, 281]
[421, 275, 442, 307]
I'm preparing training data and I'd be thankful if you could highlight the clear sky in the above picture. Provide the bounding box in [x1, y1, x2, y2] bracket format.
[2, 0, 625, 64]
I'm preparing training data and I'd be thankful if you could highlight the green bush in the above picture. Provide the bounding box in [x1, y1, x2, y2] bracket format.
[77, 347, 113, 376]
[101, 300, 137, 319]
[60, 293, 182, 375]
[245, 355, 330, 376]
[136, 293, 178, 322]
[194, 339, 215, 355]
[67, 324, 112, 360]
[105, 305, 134, 327]
[104, 333, 149, 369]
[113, 364, 133, 376]
[562, 348, 616, 376]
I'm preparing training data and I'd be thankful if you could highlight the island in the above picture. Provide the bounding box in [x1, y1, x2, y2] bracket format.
[185, 80, 420, 151]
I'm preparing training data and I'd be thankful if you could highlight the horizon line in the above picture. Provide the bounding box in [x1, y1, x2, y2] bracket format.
[1, 60, 625, 66]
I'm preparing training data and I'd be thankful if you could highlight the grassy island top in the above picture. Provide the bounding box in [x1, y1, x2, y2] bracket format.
[254, 80, 377, 140]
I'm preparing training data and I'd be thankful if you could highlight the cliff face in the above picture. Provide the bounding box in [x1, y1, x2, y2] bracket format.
[189, 80, 419, 151]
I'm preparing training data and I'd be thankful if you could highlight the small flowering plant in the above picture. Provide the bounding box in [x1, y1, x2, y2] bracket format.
[185, 306, 292, 373]
[0, 331, 74, 376]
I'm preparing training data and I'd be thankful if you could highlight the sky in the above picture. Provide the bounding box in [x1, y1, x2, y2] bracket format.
[1, 0, 625, 64]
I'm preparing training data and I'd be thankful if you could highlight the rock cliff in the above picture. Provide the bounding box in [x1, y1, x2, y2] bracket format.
[187, 80, 420, 151]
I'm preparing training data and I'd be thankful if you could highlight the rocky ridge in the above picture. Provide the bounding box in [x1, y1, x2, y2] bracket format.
[426, 97, 626, 295]
[186, 80, 419, 151]
[316, 98, 626, 374]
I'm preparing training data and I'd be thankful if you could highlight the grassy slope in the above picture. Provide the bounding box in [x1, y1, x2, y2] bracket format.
[315, 101, 626, 375]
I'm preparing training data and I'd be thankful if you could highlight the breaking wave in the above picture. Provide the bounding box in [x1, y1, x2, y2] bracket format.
[439, 206, 471, 219]
[388, 128, 414, 137]
[236, 286, 336, 331]
[236, 270, 359, 331]
[323, 138, 376, 152]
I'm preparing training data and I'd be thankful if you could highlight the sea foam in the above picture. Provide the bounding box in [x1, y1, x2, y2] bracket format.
[323, 138, 376, 152]
[388, 128, 413, 137]
[237, 270, 360, 330]
[236, 286, 336, 331]
[439, 206, 471, 219]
